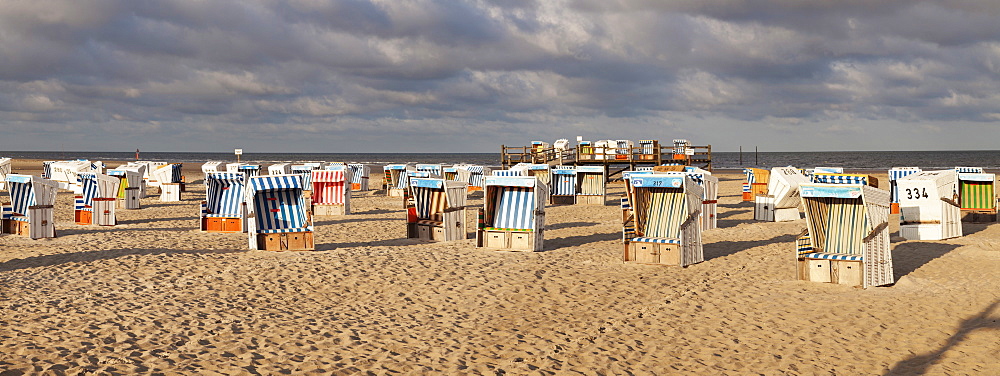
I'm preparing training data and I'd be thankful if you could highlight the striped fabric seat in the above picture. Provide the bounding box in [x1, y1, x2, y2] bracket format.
[75, 196, 92, 212]
[415, 219, 443, 226]
[258, 228, 313, 234]
[205, 173, 245, 216]
[800, 252, 864, 261]
[629, 237, 681, 244]
[483, 227, 532, 232]
[491, 187, 536, 230]
[312, 170, 347, 205]
[10, 216, 30, 222]
[1, 206, 11, 220]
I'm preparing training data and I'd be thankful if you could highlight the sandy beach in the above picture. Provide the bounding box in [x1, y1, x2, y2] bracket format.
[0, 160, 998, 375]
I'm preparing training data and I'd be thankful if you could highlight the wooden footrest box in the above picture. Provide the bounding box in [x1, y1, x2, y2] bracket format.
[257, 232, 314, 251]
[203, 217, 243, 233]
[313, 204, 347, 216]
[577, 195, 606, 206]
[624, 241, 680, 265]
[481, 229, 538, 252]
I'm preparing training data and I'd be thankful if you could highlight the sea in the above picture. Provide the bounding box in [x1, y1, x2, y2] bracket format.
[5, 150, 1000, 171]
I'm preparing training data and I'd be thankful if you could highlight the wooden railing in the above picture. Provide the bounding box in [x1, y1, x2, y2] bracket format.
[501, 144, 712, 171]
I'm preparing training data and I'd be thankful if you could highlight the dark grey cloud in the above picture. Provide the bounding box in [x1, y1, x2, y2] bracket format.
[1, 0, 999, 152]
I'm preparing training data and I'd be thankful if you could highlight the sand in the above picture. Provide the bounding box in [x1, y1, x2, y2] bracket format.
[0, 161, 998, 375]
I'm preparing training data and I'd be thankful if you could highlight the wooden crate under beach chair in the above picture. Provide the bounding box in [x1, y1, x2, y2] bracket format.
[622, 174, 704, 266]
[796, 183, 892, 288]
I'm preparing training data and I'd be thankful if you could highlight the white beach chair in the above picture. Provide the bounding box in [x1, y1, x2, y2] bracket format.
[897, 170, 962, 240]
[74, 173, 120, 226]
[754, 167, 808, 222]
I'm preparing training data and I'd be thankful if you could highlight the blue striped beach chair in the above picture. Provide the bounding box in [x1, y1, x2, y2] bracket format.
[742, 167, 770, 201]
[888, 167, 922, 214]
[407, 178, 468, 241]
[897, 170, 962, 240]
[622, 174, 704, 266]
[290, 165, 317, 192]
[477, 176, 549, 251]
[797, 183, 892, 287]
[312, 168, 351, 216]
[416, 164, 444, 178]
[347, 164, 371, 191]
[550, 168, 578, 205]
[201, 172, 247, 232]
[4, 174, 60, 239]
[75, 173, 120, 226]
[246, 175, 313, 251]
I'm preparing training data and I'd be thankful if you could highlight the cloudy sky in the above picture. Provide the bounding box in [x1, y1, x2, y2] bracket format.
[2, 0, 1000, 153]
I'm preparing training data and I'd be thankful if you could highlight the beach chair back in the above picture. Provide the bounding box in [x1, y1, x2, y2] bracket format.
[205, 172, 246, 216]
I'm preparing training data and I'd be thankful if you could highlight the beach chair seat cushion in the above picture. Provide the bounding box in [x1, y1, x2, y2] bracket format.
[414, 219, 443, 226]
[205, 213, 239, 218]
[800, 252, 864, 261]
[10, 216, 30, 222]
[629, 237, 681, 245]
[483, 227, 532, 232]
[258, 227, 313, 234]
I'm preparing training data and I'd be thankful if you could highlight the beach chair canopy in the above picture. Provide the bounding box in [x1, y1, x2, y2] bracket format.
[483, 176, 547, 230]
[151, 164, 182, 184]
[205, 172, 246, 217]
[416, 164, 443, 177]
[897, 169, 959, 217]
[0, 158, 11, 185]
[811, 172, 876, 187]
[312, 169, 348, 205]
[955, 167, 984, 174]
[6, 174, 60, 215]
[247, 175, 310, 233]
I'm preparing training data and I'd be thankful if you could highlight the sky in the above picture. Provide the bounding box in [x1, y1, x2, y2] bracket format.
[2, 0, 1000, 153]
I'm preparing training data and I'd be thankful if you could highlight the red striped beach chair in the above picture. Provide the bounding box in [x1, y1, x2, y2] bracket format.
[312, 168, 351, 216]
